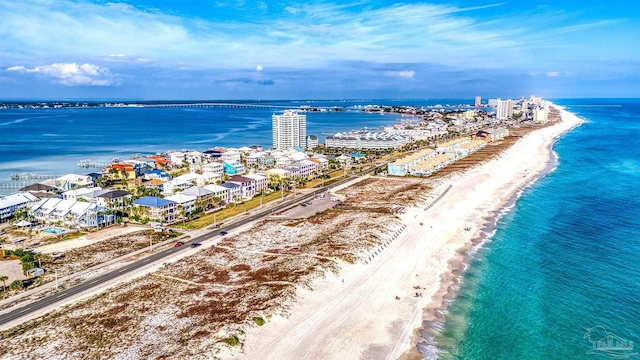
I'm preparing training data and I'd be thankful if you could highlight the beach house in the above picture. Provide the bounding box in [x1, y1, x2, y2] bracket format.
[132, 197, 176, 223]
[220, 182, 242, 203]
[165, 193, 197, 215]
[227, 175, 257, 199]
[95, 190, 132, 209]
[243, 173, 268, 193]
[222, 161, 245, 175]
[0, 193, 38, 222]
[203, 184, 230, 204]
[182, 186, 215, 206]
[30, 198, 114, 228]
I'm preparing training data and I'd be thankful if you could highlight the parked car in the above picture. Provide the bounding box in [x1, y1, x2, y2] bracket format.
[219, 231, 228, 236]
[190, 243, 201, 248]
[174, 241, 184, 247]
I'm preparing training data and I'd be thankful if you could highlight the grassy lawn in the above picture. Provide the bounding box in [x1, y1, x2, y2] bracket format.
[174, 191, 291, 230]
[61, 231, 87, 241]
[304, 169, 346, 188]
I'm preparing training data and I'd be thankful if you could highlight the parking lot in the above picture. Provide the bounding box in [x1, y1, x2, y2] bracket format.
[274, 191, 337, 219]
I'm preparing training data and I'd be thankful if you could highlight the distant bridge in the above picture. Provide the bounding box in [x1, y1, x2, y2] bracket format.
[138, 102, 301, 109]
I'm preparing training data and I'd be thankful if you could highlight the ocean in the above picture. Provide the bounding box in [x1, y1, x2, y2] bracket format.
[424, 98, 640, 359]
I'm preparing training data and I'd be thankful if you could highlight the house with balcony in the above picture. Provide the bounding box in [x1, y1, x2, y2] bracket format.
[96, 190, 132, 210]
[0, 193, 38, 222]
[62, 187, 104, 201]
[182, 186, 215, 206]
[132, 197, 176, 223]
[203, 184, 230, 204]
[222, 161, 245, 175]
[227, 175, 257, 199]
[30, 198, 114, 228]
[165, 193, 197, 215]
[243, 173, 268, 193]
[104, 163, 137, 181]
[220, 182, 242, 202]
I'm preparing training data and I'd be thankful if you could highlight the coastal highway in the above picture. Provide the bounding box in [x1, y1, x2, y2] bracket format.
[0, 164, 386, 329]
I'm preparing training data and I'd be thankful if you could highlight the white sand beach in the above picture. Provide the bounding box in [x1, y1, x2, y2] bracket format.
[229, 107, 584, 360]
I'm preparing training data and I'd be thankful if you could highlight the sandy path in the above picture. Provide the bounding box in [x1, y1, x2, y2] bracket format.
[230, 107, 583, 360]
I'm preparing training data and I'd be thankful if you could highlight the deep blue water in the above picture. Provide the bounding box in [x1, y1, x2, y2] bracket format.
[429, 99, 640, 359]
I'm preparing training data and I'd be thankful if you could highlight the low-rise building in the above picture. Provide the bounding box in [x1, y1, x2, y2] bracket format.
[96, 190, 132, 209]
[307, 135, 319, 149]
[132, 197, 176, 223]
[220, 182, 242, 202]
[104, 163, 137, 180]
[165, 193, 197, 215]
[243, 173, 268, 193]
[30, 198, 114, 228]
[325, 131, 409, 149]
[182, 186, 215, 205]
[222, 161, 245, 175]
[227, 175, 257, 199]
[387, 148, 436, 176]
[0, 193, 38, 222]
[62, 187, 103, 201]
[203, 184, 230, 204]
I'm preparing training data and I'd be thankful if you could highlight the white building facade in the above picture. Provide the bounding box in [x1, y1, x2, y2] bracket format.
[272, 110, 306, 150]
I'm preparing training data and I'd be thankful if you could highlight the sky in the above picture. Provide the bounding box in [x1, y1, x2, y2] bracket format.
[0, 0, 638, 100]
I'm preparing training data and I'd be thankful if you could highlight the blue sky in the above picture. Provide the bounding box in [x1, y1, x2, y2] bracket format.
[0, 0, 638, 100]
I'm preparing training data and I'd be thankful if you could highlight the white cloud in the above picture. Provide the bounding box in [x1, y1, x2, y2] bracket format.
[546, 71, 573, 77]
[256, 65, 263, 71]
[385, 70, 415, 79]
[0, 0, 625, 81]
[7, 63, 113, 86]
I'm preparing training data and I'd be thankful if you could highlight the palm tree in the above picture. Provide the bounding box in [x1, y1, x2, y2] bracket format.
[0, 275, 7, 292]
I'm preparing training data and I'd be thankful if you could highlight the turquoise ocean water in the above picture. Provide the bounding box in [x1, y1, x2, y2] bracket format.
[423, 99, 640, 359]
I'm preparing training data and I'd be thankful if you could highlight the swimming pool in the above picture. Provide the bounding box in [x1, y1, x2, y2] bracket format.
[40, 227, 66, 235]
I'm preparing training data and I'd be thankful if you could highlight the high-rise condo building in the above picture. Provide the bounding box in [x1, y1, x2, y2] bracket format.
[475, 96, 482, 107]
[496, 99, 514, 120]
[272, 110, 306, 150]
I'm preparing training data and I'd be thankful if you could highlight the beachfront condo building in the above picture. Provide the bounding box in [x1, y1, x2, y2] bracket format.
[475, 96, 482, 107]
[534, 108, 549, 123]
[496, 99, 514, 120]
[272, 110, 306, 150]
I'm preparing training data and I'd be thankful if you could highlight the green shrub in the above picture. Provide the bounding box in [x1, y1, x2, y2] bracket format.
[253, 317, 265, 326]
[225, 335, 240, 346]
[9, 280, 23, 291]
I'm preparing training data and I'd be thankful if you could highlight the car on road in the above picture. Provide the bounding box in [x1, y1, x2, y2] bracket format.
[174, 241, 184, 247]
[190, 243, 201, 248]
[219, 231, 228, 236]
[300, 203, 307, 207]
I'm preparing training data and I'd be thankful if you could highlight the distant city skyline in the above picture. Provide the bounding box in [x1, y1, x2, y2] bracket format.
[1, 1, 638, 100]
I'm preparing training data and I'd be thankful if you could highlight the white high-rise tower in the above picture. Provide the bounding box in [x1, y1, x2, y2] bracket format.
[272, 110, 307, 150]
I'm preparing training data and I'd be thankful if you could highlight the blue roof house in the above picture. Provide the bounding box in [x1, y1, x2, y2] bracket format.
[222, 161, 245, 175]
[133, 196, 176, 223]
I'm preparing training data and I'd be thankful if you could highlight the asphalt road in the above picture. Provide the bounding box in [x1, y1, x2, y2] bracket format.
[0, 164, 384, 328]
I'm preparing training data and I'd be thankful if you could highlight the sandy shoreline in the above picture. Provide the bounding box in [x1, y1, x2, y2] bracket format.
[225, 106, 584, 360]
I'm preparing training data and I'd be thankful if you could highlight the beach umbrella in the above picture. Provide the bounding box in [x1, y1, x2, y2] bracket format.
[15, 220, 32, 227]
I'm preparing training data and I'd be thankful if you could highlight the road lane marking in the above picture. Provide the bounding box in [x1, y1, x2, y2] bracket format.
[18, 307, 32, 314]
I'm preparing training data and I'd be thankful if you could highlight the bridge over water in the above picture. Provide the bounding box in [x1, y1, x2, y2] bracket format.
[138, 102, 304, 109]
